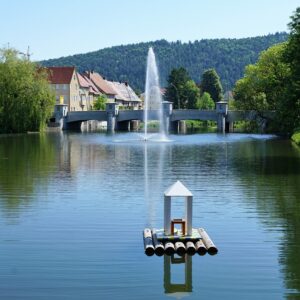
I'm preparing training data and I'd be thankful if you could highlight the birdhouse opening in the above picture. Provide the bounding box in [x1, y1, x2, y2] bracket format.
[171, 219, 186, 235]
[171, 197, 186, 235]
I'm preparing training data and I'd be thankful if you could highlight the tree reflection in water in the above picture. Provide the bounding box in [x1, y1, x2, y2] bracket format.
[230, 139, 300, 297]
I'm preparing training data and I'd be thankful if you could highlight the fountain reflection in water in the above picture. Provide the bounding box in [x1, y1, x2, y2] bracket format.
[144, 47, 167, 141]
[144, 141, 167, 228]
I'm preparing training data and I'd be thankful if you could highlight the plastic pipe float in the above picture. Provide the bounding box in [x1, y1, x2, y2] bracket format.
[195, 240, 207, 255]
[175, 242, 186, 256]
[198, 228, 218, 255]
[186, 241, 196, 255]
[164, 242, 175, 255]
[152, 230, 165, 256]
[143, 228, 155, 256]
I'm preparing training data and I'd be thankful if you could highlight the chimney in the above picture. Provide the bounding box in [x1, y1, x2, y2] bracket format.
[85, 71, 91, 79]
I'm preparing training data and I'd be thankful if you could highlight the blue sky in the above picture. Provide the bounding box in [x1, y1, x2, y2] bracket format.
[1, 0, 298, 61]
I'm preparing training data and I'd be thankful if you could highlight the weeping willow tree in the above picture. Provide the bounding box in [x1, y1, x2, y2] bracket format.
[0, 48, 55, 133]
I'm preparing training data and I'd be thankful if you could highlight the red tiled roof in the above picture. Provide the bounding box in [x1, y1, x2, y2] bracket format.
[85, 71, 117, 95]
[108, 81, 141, 102]
[77, 72, 89, 88]
[81, 74, 101, 95]
[47, 66, 75, 84]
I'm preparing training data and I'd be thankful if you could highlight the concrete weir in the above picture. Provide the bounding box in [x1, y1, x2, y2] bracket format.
[53, 102, 275, 133]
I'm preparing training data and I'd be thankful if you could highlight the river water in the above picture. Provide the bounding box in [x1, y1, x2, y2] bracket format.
[0, 132, 300, 299]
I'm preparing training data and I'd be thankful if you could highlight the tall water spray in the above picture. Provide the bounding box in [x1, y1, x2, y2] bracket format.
[144, 47, 166, 140]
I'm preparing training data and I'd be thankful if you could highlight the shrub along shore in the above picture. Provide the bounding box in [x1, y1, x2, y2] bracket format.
[291, 130, 300, 146]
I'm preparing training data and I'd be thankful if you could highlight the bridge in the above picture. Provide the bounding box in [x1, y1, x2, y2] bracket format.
[53, 101, 274, 133]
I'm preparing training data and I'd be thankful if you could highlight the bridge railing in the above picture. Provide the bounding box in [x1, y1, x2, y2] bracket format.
[171, 110, 217, 121]
[117, 110, 161, 122]
[67, 110, 107, 122]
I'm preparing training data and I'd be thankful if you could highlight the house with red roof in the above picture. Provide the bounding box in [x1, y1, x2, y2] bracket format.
[47, 67, 141, 111]
[107, 81, 141, 108]
[84, 71, 117, 99]
[47, 66, 82, 111]
[77, 73, 100, 110]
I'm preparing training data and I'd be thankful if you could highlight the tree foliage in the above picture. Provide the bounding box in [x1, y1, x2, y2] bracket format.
[234, 43, 290, 111]
[233, 7, 300, 134]
[41, 33, 288, 92]
[284, 7, 300, 132]
[233, 43, 292, 132]
[200, 69, 223, 103]
[196, 92, 215, 110]
[0, 48, 55, 133]
[164, 67, 200, 109]
[93, 94, 107, 110]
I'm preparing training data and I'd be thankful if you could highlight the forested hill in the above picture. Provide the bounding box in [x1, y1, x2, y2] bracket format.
[41, 32, 288, 92]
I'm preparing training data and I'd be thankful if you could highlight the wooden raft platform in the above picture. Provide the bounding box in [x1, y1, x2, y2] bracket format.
[143, 227, 218, 256]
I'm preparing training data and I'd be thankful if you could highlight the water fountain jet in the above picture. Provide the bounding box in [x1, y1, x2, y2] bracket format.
[143, 47, 167, 141]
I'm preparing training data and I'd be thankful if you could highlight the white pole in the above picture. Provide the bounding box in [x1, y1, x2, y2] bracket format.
[164, 196, 171, 235]
[186, 196, 193, 235]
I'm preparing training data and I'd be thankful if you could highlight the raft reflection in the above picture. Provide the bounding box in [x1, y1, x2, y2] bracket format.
[164, 254, 192, 297]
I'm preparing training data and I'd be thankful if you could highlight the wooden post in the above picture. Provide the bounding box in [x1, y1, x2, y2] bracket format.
[175, 242, 186, 256]
[198, 228, 218, 255]
[152, 230, 165, 256]
[164, 242, 175, 255]
[186, 241, 196, 255]
[143, 228, 155, 256]
[195, 240, 207, 255]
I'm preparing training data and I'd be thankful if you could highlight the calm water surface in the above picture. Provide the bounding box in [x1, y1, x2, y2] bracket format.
[0, 132, 300, 299]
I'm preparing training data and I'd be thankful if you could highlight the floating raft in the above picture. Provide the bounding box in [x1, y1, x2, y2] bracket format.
[143, 228, 218, 256]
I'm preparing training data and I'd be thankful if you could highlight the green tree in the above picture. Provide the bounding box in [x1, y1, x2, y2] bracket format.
[165, 68, 200, 109]
[182, 80, 201, 109]
[165, 67, 190, 109]
[93, 94, 107, 110]
[200, 69, 223, 103]
[233, 43, 291, 131]
[233, 8, 300, 134]
[283, 7, 300, 132]
[196, 92, 215, 110]
[0, 48, 55, 133]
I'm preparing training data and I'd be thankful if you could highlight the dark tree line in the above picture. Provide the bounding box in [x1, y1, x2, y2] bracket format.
[41, 33, 288, 92]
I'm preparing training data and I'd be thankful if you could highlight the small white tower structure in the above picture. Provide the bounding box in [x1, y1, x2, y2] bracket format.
[164, 181, 193, 236]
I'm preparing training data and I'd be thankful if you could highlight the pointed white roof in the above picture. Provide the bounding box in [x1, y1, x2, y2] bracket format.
[164, 181, 193, 197]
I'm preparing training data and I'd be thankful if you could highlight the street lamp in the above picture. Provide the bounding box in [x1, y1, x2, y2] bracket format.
[170, 83, 180, 109]
[18, 46, 32, 61]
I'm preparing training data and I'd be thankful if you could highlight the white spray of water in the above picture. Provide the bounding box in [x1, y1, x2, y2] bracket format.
[144, 47, 166, 140]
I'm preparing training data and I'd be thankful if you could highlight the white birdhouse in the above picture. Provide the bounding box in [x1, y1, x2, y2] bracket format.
[164, 181, 193, 236]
